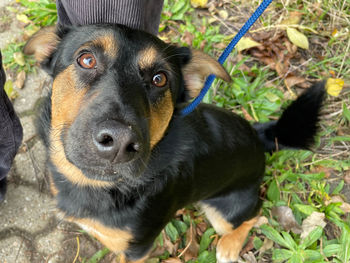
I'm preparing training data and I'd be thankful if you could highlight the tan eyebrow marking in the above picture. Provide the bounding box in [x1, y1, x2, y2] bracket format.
[138, 46, 158, 69]
[92, 33, 118, 57]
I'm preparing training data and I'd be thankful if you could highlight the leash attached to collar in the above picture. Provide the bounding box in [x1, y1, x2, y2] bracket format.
[180, 0, 273, 116]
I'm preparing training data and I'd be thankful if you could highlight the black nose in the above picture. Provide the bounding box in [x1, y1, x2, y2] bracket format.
[92, 120, 141, 163]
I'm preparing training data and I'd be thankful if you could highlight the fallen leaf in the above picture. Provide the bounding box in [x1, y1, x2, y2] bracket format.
[286, 27, 309, 49]
[242, 251, 257, 263]
[241, 106, 254, 121]
[326, 78, 344, 96]
[13, 52, 25, 66]
[326, 196, 350, 213]
[236, 37, 261, 52]
[254, 216, 268, 228]
[162, 231, 177, 255]
[181, 31, 193, 46]
[301, 212, 327, 239]
[190, 0, 208, 8]
[281, 11, 302, 25]
[4, 80, 18, 100]
[271, 206, 302, 234]
[344, 170, 350, 185]
[312, 166, 334, 178]
[163, 258, 182, 263]
[240, 235, 255, 256]
[16, 14, 31, 24]
[182, 223, 199, 261]
[14, 71, 26, 89]
[284, 76, 307, 90]
[259, 237, 273, 254]
[218, 10, 228, 20]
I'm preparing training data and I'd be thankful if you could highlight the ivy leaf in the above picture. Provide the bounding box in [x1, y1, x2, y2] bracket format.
[286, 27, 309, 49]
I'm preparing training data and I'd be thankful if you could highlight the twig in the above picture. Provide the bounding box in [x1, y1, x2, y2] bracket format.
[178, 222, 193, 258]
[72, 236, 80, 263]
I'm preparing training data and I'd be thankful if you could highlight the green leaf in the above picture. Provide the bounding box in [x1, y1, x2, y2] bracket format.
[87, 248, 109, 263]
[294, 204, 317, 216]
[165, 222, 179, 243]
[330, 136, 350, 142]
[342, 102, 350, 122]
[286, 27, 309, 49]
[281, 232, 297, 250]
[260, 225, 293, 249]
[300, 226, 323, 249]
[267, 179, 280, 201]
[332, 180, 344, 195]
[323, 244, 340, 257]
[199, 228, 216, 254]
[304, 250, 322, 261]
[253, 236, 263, 250]
[197, 250, 216, 263]
[289, 253, 303, 263]
[171, 219, 188, 235]
[272, 249, 293, 261]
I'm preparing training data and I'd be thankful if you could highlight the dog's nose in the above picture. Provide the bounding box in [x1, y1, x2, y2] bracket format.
[92, 120, 141, 163]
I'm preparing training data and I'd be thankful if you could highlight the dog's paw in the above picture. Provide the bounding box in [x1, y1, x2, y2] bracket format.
[216, 232, 243, 263]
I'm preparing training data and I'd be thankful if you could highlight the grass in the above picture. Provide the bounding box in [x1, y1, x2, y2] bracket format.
[3, 0, 350, 262]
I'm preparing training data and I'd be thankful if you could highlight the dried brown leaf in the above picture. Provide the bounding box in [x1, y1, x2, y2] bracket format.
[181, 31, 193, 47]
[284, 76, 307, 90]
[242, 251, 257, 263]
[301, 212, 326, 239]
[241, 106, 254, 121]
[14, 71, 26, 89]
[326, 196, 350, 213]
[162, 231, 177, 255]
[344, 170, 350, 185]
[163, 258, 182, 263]
[259, 238, 273, 254]
[271, 206, 302, 234]
[182, 224, 199, 261]
[240, 235, 255, 256]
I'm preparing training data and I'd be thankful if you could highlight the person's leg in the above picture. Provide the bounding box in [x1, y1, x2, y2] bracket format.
[0, 51, 23, 202]
[56, 0, 164, 35]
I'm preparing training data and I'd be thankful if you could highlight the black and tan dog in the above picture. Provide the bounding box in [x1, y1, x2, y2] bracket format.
[24, 24, 325, 263]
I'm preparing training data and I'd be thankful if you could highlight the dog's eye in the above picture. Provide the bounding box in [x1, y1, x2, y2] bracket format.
[77, 53, 97, 69]
[152, 72, 167, 87]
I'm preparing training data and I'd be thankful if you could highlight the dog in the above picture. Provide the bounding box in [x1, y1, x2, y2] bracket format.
[24, 24, 325, 263]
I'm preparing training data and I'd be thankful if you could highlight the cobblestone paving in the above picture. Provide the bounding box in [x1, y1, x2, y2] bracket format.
[0, 1, 113, 262]
[1, 1, 349, 263]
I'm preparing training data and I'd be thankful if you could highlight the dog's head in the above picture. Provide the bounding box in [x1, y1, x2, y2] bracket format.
[25, 24, 230, 189]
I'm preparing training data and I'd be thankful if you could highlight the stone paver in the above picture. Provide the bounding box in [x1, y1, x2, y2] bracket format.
[0, 0, 349, 263]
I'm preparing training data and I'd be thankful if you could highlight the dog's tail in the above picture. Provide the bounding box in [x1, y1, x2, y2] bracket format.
[253, 81, 326, 152]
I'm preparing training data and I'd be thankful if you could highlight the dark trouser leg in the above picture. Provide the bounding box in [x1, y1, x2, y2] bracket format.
[0, 51, 23, 201]
[56, 0, 164, 35]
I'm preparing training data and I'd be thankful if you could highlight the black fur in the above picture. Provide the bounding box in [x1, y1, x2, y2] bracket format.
[35, 24, 326, 261]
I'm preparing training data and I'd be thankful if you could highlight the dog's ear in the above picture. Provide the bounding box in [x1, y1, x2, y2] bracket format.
[180, 48, 231, 98]
[23, 26, 64, 74]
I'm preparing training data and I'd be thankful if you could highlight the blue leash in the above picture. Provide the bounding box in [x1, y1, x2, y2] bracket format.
[180, 0, 273, 116]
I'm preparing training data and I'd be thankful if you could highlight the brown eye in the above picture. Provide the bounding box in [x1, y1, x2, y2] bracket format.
[152, 72, 167, 87]
[77, 53, 97, 69]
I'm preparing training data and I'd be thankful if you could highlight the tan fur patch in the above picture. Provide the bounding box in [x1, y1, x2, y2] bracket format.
[119, 253, 148, 263]
[50, 65, 114, 188]
[182, 49, 231, 98]
[149, 90, 174, 148]
[67, 217, 132, 253]
[92, 34, 118, 57]
[200, 203, 233, 235]
[23, 26, 59, 62]
[216, 217, 258, 262]
[138, 46, 158, 70]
